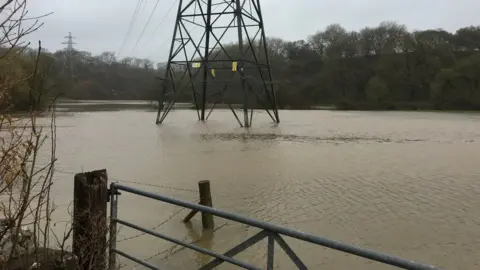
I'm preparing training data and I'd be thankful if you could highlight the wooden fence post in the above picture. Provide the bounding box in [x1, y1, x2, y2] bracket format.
[182, 180, 215, 230]
[73, 169, 108, 270]
[199, 180, 214, 229]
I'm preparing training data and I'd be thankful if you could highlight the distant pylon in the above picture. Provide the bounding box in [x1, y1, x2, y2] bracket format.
[62, 32, 76, 80]
[155, 0, 280, 128]
[62, 32, 76, 52]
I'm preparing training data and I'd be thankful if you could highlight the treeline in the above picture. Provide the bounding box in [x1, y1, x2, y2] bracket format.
[3, 21, 480, 111]
[53, 51, 159, 101]
[0, 48, 160, 111]
[171, 22, 480, 110]
[268, 22, 480, 110]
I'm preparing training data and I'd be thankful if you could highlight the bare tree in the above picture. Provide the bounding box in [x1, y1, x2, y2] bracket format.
[0, 1, 63, 269]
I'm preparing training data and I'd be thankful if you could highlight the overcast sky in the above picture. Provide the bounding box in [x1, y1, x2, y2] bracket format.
[24, 0, 480, 63]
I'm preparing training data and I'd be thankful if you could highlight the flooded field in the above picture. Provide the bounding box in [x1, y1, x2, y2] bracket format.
[39, 108, 480, 269]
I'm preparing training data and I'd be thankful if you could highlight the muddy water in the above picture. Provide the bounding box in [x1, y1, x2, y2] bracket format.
[43, 109, 479, 269]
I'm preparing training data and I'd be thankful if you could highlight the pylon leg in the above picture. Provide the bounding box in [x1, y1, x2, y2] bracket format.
[156, 0, 280, 127]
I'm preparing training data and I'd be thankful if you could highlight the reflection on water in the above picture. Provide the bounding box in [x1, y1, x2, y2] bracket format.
[37, 109, 480, 270]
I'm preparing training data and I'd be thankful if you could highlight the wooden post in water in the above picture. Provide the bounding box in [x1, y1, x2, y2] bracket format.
[183, 180, 214, 229]
[183, 208, 199, 223]
[73, 169, 108, 270]
[199, 180, 214, 229]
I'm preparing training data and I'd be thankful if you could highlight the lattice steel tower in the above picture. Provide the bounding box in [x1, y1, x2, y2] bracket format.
[155, 0, 280, 128]
[62, 32, 76, 81]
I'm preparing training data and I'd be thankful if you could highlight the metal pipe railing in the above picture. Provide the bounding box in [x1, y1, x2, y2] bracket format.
[111, 183, 439, 270]
[115, 218, 262, 270]
[108, 190, 118, 270]
[112, 248, 159, 270]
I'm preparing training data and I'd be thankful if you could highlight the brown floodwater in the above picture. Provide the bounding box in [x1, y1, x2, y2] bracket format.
[41, 108, 480, 269]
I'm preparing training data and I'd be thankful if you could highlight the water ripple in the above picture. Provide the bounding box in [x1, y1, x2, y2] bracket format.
[197, 133, 425, 144]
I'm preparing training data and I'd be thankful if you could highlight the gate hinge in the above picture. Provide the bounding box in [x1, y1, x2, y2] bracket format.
[107, 188, 121, 202]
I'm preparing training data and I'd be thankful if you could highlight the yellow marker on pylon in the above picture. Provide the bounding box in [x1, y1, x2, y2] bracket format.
[211, 68, 216, 77]
[232, 61, 238, 72]
[192, 62, 201, 68]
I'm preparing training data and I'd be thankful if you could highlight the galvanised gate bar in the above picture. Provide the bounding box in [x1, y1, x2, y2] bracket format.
[108, 183, 440, 270]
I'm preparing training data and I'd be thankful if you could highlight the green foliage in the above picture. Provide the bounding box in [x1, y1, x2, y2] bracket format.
[431, 53, 480, 108]
[431, 69, 461, 103]
[366, 76, 389, 102]
[199, 22, 480, 110]
[0, 57, 29, 110]
[4, 22, 480, 111]
[0, 47, 58, 111]
[54, 50, 159, 101]
[271, 22, 480, 110]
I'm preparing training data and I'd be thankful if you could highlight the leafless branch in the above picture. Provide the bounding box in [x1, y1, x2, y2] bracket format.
[0, 1, 57, 268]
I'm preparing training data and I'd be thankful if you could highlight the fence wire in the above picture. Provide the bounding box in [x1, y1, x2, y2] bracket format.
[112, 178, 198, 194]
[54, 168, 198, 193]
[134, 222, 230, 268]
[117, 205, 190, 243]
[54, 167, 267, 203]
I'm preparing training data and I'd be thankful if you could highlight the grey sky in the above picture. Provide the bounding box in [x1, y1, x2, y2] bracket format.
[25, 0, 480, 63]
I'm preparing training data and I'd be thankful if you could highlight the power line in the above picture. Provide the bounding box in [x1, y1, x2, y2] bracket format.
[146, 35, 173, 60]
[118, 0, 144, 57]
[130, 0, 162, 55]
[146, 0, 202, 61]
[147, 1, 225, 63]
[145, 0, 179, 45]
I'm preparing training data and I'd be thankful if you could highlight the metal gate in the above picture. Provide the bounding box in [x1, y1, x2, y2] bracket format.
[108, 183, 439, 270]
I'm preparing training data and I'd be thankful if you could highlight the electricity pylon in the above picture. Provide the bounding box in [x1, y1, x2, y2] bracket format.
[62, 32, 76, 81]
[155, 0, 280, 128]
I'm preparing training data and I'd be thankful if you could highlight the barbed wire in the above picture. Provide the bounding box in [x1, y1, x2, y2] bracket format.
[112, 178, 198, 194]
[117, 205, 190, 243]
[54, 168, 198, 193]
[135, 222, 230, 268]
[163, 222, 230, 260]
[53, 167, 265, 201]
[47, 169, 278, 268]
[52, 167, 269, 211]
